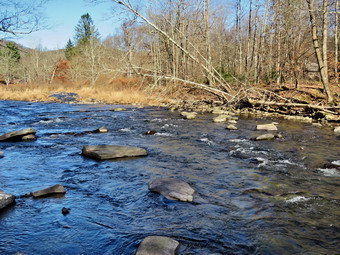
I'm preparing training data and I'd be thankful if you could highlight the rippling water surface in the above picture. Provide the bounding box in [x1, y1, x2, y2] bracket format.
[0, 100, 339, 255]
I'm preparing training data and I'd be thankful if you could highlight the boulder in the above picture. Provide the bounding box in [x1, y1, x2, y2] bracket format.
[212, 115, 229, 123]
[334, 126, 340, 134]
[255, 134, 275, 141]
[31, 184, 66, 198]
[256, 124, 278, 131]
[136, 236, 180, 255]
[226, 124, 238, 130]
[149, 178, 195, 202]
[180, 111, 197, 120]
[0, 190, 15, 210]
[0, 128, 36, 142]
[82, 145, 148, 160]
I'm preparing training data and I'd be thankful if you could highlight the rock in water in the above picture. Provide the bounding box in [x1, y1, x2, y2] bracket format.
[136, 236, 180, 255]
[149, 178, 195, 202]
[226, 124, 238, 130]
[256, 124, 278, 131]
[255, 134, 275, 141]
[212, 115, 229, 123]
[31, 184, 66, 198]
[111, 108, 127, 112]
[21, 134, 36, 141]
[180, 111, 197, 120]
[82, 145, 148, 160]
[334, 126, 340, 134]
[62, 207, 71, 215]
[145, 130, 157, 135]
[0, 128, 36, 142]
[97, 127, 108, 133]
[0, 190, 15, 210]
[0, 151, 4, 158]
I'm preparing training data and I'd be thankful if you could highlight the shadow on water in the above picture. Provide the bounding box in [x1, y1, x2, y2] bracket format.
[0, 100, 339, 254]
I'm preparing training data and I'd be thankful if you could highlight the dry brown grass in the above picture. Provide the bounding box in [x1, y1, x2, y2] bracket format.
[0, 78, 168, 106]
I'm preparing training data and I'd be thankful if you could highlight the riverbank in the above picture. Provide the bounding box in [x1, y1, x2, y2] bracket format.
[1, 81, 339, 123]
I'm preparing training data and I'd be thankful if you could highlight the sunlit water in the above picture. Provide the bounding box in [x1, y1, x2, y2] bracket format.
[0, 100, 339, 255]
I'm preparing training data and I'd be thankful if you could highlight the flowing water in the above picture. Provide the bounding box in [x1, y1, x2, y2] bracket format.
[0, 100, 339, 255]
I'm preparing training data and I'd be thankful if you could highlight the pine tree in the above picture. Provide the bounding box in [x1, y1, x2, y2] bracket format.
[3, 42, 20, 62]
[74, 13, 100, 46]
[65, 39, 75, 60]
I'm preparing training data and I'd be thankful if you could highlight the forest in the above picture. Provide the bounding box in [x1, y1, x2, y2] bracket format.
[0, 0, 339, 108]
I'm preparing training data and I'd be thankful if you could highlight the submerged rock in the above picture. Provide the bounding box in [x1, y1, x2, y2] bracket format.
[226, 124, 238, 130]
[82, 145, 148, 160]
[31, 184, 66, 198]
[256, 124, 278, 131]
[0, 128, 36, 142]
[149, 178, 195, 202]
[0, 190, 15, 210]
[255, 133, 275, 141]
[180, 111, 197, 120]
[136, 236, 180, 255]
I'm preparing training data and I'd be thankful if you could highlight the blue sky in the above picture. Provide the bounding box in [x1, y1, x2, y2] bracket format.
[13, 0, 124, 50]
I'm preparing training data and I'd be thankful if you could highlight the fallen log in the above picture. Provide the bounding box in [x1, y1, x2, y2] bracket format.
[249, 100, 339, 115]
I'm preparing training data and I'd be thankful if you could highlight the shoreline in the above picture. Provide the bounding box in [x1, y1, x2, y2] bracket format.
[1, 82, 339, 125]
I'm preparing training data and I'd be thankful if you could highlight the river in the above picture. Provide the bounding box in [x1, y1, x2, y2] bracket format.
[0, 100, 339, 254]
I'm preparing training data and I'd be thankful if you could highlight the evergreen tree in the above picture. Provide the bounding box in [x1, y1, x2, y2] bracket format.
[2, 42, 21, 62]
[0, 42, 21, 84]
[74, 13, 100, 46]
[65, 39, 75, 60]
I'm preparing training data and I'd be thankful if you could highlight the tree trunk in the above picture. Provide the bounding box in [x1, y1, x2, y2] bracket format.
[335, 0, 339, 83]
[306, 0, 333, 103]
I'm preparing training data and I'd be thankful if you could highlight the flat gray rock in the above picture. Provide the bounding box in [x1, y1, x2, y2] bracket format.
[256, 124, 278, 131]
[0, 128, 36, 142]
[0, 190, 15, 210]
[136, 236, 180, 255]
[149, 178, 195, 202]
[82, 145, 148, 160]
[256, 133, 275, 141]
[31, 184, 66, 198]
